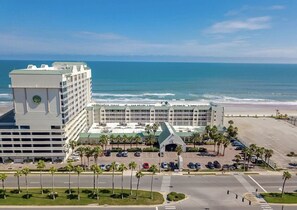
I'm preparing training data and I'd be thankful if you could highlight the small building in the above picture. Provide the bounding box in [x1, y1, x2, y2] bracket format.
[158, 122, 187, 153]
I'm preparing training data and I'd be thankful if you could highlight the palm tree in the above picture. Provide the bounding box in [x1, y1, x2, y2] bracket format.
[116, 135, 121, 148]
[152, 123, 159, 136]
[135, 171, 144, 200]
[118, 163, 128, 199]
[14, 170, 22, 194]
[85, 146, 94, 168]
[0, 173, 7, 199]
[264, 149, 274, 166]
[93, 146, 103, 165]
[212, 133, 218, 152]
[255, 147, 265, 164]
[91, 164, 100, 195]
[222, 138, 230, 156]
[95, 166, 102, 200]
[128, 161, 137, 195]
[128, 136, 134, 148]
[234, 154, 241, 166]
[149, 164, 158, 199]
[145, 124, 151, 135]
[99, 135, 108, 150]
[76, 146, 85, 165]
[69, 140, 77, 152]
[109, 134, 115, 149]
[281, 171, 292, 197]
[134, 135, 142, 148]
[242, 147, 249, 171]
[36, 160, 46, 194]
[216, 134, 223, 155]
[228, 120, 234, 125]
[122, 134, 128, 150]
[191, 132, 201, 148]
[75, 166, 83, 200]
[49, 166, 57, 200]
[146, 134, 156, 148]
[21, 167, 30, 199]
[65, 162, 73, 195]
[110, 161, 117, 194]
[175, 145, 183, 156]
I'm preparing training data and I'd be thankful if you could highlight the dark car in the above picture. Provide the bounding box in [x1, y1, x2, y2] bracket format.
[207, 162, 214, 169]
[116, 151, 123, 157]
[222, 164, 229, 170]
[134, 151, 141, 157]
[195, 163, 201, 170]
[213, 160, 221, 169]
[104, 150, 111, 157]
[169, 162, 176, 170]
[198, 147, 207, 152]
[235, 145, 245, 150]
[188, 162, 195, 169]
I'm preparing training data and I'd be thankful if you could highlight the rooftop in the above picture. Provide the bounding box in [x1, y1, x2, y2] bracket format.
[9, 62, 89, 75]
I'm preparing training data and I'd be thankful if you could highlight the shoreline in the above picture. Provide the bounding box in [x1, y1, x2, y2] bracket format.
[1, 102, 296, 117]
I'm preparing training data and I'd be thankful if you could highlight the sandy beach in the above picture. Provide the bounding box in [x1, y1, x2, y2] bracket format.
[223, 103, 297, 117]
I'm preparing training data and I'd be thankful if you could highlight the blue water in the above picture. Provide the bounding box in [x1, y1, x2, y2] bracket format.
[1, 60, 297, 104]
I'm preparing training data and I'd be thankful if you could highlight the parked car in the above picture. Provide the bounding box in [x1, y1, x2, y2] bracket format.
[235, 145, 245, 150]
[198, 147, 207, 152]
[169, 162, 177, 170]
[207, 162, 214, 169]
[69, 156, 80, 161]
[105, 164, 111, 171]
[122, 151, 128, 157]
[188, 162, 196, 169]
[222, 164, 229, 170]
[195, 163, 201, 170]
[161, 162, 168, 169]
[134, 151, 141, 157]
[143, 162, 150, 169]
[116, 151, 123, 157]
[99, 164, 106, 170]
[104, 150, 111, 157]
[213, 160, 221, 169]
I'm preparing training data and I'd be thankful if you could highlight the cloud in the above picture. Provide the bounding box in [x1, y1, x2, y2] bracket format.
[0, 31, 297, 62]
[205, 16, 271, 34]
[77, 31, 127, 40]
[268, 5, 286, 10]
[225, 5, 286, 16]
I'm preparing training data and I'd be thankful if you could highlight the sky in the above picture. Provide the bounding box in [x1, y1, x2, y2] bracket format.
[0, 0, 296, 63]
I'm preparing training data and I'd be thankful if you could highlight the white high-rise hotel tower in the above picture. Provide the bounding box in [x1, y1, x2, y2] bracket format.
[0, 62, 92, 163]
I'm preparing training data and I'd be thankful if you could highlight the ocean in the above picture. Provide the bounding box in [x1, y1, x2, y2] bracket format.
[1, 60, 297, 105]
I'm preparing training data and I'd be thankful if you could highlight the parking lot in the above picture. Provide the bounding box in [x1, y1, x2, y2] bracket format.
[229, 117, 297, 169]
[0, 144, 242, 172]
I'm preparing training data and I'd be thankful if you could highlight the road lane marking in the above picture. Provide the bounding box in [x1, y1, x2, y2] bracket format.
[248, 175, 267, 193]
[63, 182, 73, 184]
[165, 206, 176, 210]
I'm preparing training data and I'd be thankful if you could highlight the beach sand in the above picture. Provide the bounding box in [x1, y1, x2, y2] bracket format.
[223, 103, 297, 117]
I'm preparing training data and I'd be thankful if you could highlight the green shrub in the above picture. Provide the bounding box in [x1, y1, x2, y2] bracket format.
[142, 147, 159, 152]
[127, 147, 142, 152]
[111, 147, 122, 152]
[186, 147, 199, 152]
[167, 192, 185, 201]
[22, 194, 32, 199]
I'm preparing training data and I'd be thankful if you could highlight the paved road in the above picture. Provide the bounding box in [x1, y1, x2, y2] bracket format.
[2, 174, 297, 210]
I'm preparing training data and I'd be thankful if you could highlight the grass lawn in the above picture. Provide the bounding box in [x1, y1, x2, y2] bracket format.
[0, 188, 164, 205]
[261, 193, 297, 203]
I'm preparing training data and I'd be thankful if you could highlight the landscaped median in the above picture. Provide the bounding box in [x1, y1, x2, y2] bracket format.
[261, 193, 297, 204]
[0, 188, 164, 205]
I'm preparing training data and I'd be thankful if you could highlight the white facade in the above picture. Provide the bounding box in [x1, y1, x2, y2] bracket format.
[86, 102, 224, 129]
[0, 62, 92, 163]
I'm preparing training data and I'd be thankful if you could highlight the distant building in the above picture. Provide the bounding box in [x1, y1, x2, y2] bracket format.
[85, 102, 224, 129]
[0, 62, 92, 163]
